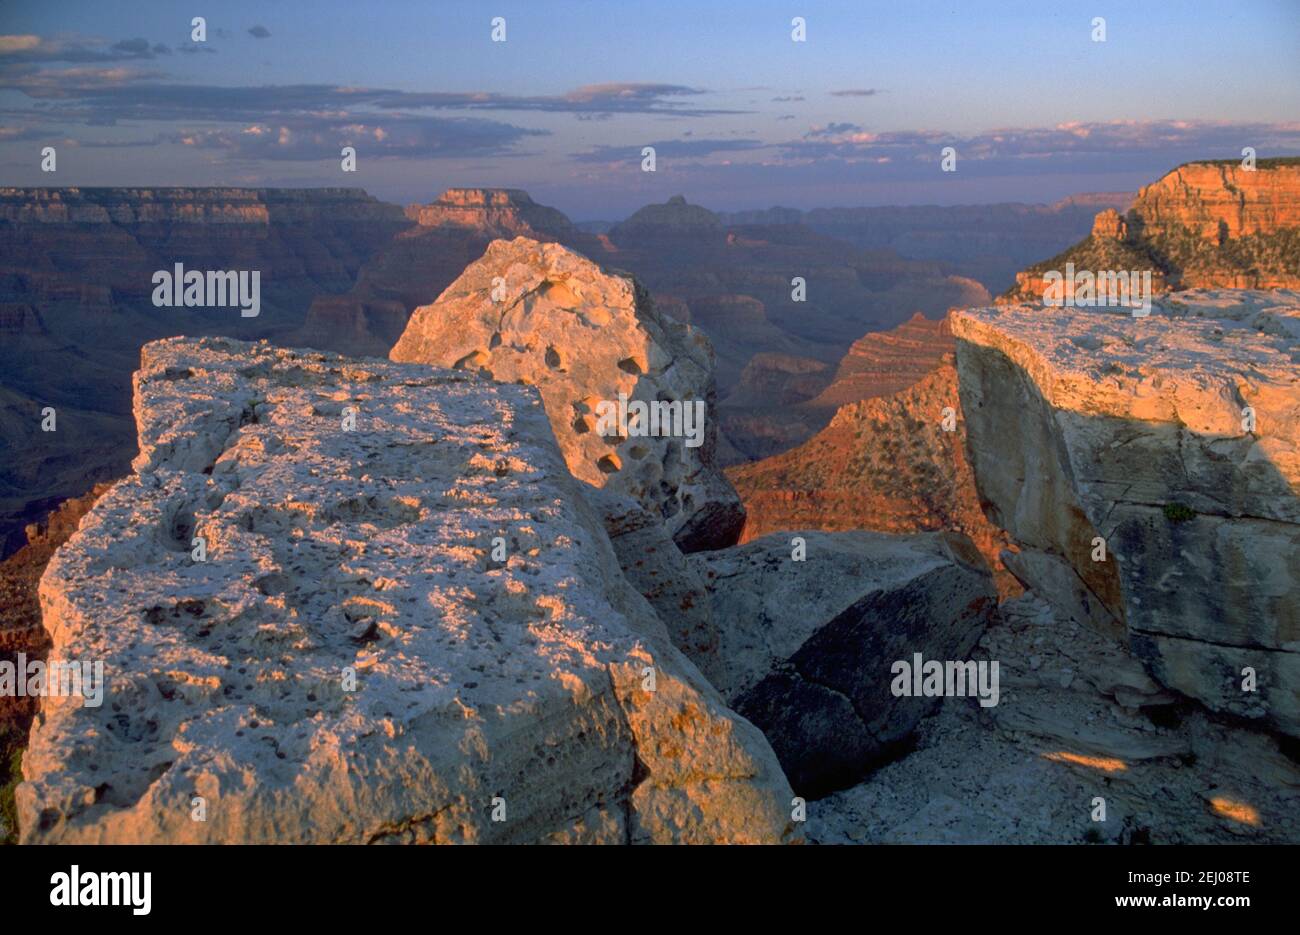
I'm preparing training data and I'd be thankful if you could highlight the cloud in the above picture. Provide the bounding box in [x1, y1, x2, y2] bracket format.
[775, 119, 1300, 170]
[0, 124, 48, 143]
[830, 88, 882, 97]
[0, 34, 165, 64]
[0, 35, 41, 53]
[170, 115, 547, 161]
[248, 25, 271, 39]
[364, 82, 745, 117]
[806, 122, 864, 138]
[0, 33, 560, 162]
[110, 38, 151, 55]
[0, 50, 744, 121]
[571, 137, 766, 164]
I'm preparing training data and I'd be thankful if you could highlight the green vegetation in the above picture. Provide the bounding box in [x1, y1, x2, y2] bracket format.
[1001, 220, 1300, 302]
[1176, 156, 1300, 170]
[1147, 224, 1300, 284]
[1163, 502, 1196, 523]
[0, 740, 22, 845]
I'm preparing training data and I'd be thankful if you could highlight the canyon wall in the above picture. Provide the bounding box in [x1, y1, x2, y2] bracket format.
[0, 187, 409, 558]
[728, 358, 1019, 596]
[953, 290, 1300, 736]
[1004, 160, 1300, 301]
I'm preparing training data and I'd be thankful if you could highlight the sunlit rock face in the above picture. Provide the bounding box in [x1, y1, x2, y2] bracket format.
[1134, 161, 1300, 242]
[404, 188, 578, 237]
[1003, 160, 1300, 302]
[717, 313, 958, 465]
[391, 237, 745, 553]
[953, 290, 1300, 737]
[19, 336, 796, 844]
[728, 358, 1020, 598]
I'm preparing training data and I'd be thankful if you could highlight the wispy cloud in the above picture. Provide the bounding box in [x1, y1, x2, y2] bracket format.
[0, 34, 166, 64]
[571, 137, 766, 163]
[0, 36, 750, 164]
[777, 119, 1300, 169]
[171, 116, 546, 161]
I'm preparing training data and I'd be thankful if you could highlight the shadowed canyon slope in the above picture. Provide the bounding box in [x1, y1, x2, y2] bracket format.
[0, 187, 408, 557]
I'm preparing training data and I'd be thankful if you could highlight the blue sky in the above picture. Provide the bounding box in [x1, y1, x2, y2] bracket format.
[2, 0, 1298, 217]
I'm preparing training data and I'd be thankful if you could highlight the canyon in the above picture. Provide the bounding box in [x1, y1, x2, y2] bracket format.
[0, 185, 1004, 558]
[718, 191, 1133, 295]
[3, 160, 1299, 843]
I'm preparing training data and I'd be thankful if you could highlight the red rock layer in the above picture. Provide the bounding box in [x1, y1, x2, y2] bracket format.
[727, 359, 1019, 598]
[806, 311, 954, 410]
[1135, 162, 1300, 241]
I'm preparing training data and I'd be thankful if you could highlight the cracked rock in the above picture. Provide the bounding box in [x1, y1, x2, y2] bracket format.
[953, 290, 1300, 736]
[19, 336, 796, 844]
[390, 237, 745, 552]
[690, 529, 997, 797]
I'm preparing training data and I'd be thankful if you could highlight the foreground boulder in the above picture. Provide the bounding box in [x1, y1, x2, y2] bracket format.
[589, 491, 719, 682]
[953, 290, 1300, 737]
[19, 337, 796, 844]
[691, 530, 998, 796]
[391, 237, 744, 552]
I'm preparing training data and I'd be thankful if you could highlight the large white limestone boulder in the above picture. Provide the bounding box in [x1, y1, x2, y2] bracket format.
[952, 290, 1300, 737]
[390, 237, 745, 552]
[18, 337, 796, 844]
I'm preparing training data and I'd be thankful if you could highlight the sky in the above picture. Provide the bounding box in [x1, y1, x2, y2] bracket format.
[1, 0, 1298, 218]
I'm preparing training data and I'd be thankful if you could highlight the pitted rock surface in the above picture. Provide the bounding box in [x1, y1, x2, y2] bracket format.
[19, 336, 795, 844]
[391, 237, 744, 552]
